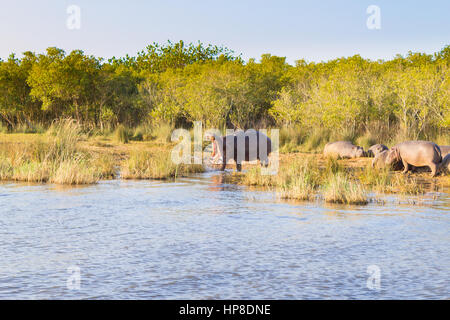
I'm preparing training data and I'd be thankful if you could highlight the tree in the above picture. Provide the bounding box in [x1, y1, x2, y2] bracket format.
[27, 48, 101, 122]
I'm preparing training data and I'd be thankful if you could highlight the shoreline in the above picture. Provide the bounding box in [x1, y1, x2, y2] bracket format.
[1, 133, 449, 204]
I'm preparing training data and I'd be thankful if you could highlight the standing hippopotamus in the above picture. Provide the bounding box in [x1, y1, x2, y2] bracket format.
[217, 130, 272, 171]
[371, 150, 388, 168]
[372, 150, 403, 170]
[385, 141, 442, 177]
[439, 145, 450, 158]
[367, 144, 388, 157]
[323, 141, 366, 159]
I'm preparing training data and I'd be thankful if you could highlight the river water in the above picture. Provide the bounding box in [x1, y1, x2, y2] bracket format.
[0, 171, 449, 299]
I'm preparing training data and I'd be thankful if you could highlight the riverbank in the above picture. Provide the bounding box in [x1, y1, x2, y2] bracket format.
[0, 122, 203, 184]
[1, 128, 449, 205]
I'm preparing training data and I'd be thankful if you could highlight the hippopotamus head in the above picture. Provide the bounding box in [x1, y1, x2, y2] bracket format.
[354, 146, 366, 158]
[368, 144, 388, 157]
[385, 147, 401, 165]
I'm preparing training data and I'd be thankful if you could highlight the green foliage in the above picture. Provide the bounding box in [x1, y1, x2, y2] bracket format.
[135, 40, 239, 75]
[0, 42, 448, 142]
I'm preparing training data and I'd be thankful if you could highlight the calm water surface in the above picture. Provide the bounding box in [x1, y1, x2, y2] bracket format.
[0, 171, 449, 299]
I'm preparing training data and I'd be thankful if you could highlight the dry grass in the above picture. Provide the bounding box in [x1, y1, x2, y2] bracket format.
[1, 123, 449, 194]
[0, 120, 104, 185]
[50, 158, 99, 185]
[120, 149, 204, 180]
[114, 125, 129, 144]
[227, 157, 366, 204]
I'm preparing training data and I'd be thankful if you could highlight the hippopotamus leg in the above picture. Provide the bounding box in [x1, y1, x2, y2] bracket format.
[401, 158, 410, 174]
[260, 158, 269, 167]
[429, 162, 438, 177]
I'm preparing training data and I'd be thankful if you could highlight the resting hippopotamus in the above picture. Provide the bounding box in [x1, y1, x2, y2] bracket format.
[216, 130, 272, 171]
[385, 141, 442, 177]
[439, 145, 450, 158]
[323, 141, 366, 159]
[439, 154, 450, 174]
[367, 144, 388, 157]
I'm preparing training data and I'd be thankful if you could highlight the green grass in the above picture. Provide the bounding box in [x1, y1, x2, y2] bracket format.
[279, 126, 305, 153]
[322, 172, 368, 205]
[301, 129, 330, 152]
[277, 159, 319, 200]
[355, 131, 377, 150]
[358, 165, 426, 195]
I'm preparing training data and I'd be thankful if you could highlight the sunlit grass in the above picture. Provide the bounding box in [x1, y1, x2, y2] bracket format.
[0, 120, 101, 184]
[277, 159, 319, 200]
[120, 149, 204, 180]
[50, 158, 99, 185]
[358, 165, 426, 195]
[322, 172, 368, 205]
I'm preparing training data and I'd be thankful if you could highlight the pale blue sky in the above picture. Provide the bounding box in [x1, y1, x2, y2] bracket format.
[0, 0, 449, 63]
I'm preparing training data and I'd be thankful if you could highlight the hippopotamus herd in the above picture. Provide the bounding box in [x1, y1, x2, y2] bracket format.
[212, 132, 449, 177]
[323, 140, 449, 177]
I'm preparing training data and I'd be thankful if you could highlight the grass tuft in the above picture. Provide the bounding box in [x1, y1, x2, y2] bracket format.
[322, 172, 368, 205]
[114, 125, 130, 144]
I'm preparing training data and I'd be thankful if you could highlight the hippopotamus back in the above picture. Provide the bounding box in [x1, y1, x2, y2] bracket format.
[368, 144, 388, 157]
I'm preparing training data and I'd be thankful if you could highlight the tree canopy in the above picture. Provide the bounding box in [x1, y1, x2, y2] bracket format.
[0, 41, 448, 141]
